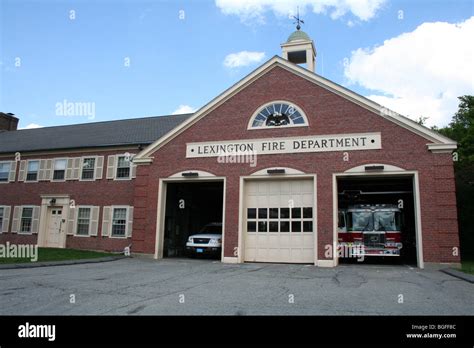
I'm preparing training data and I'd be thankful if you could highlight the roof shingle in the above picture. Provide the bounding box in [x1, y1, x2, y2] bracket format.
[0, 113, 192, 154]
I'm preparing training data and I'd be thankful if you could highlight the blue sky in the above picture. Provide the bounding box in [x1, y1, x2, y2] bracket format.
[1, 0, 473, 129]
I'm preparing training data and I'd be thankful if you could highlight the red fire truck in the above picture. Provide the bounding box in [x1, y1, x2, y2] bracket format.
[338, 204, 403, 257]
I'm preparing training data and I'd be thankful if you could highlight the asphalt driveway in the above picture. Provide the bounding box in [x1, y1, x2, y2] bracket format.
[0, 258, 473, 315]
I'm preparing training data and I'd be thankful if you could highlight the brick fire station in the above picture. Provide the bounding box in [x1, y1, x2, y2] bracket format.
[0, 29, 460, 268]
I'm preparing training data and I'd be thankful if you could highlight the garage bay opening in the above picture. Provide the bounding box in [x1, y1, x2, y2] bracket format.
[163, 181, 224, 260]
[336, 175, 417, 266]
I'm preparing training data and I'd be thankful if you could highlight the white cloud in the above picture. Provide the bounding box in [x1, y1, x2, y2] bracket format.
[172, 105, 196, 115]
[344, 17, 474, 127]
[21, 123, 43, 129]
[215, 0, 386, 24]
[223, 51, 266, 68]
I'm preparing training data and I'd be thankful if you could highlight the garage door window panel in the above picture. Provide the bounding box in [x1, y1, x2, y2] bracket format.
[291, 221, 302, 232]
[247, 208, 256, 219]
[269, 221, 279, 232]
[291, 207, 301, 218]
[258, 221, 267, 232]
[280, 221, 290, 232]
[303, 221, 313, 232]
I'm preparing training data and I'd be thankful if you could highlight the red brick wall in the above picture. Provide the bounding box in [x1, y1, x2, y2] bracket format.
[136, 66, 460, 263]
[0, 148, 137, 252]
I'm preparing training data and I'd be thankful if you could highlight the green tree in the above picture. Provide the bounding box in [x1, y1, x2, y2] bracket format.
[437, 95, 474, 166]
[436, 96, 474, 260]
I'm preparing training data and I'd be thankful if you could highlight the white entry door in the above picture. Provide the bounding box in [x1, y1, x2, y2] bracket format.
[45, 208, 65, 248]
[244, 179, 315, 263]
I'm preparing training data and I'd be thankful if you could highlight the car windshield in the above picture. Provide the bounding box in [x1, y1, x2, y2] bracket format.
[374, 211, 400, 231]
[198, 225, 222, 234]
[347, 211, 373, 232]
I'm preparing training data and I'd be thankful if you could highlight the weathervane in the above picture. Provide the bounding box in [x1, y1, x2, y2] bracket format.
[292, 7, 304, 30]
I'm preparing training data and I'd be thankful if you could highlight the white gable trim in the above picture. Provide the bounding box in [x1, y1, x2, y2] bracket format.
[135, 56, 456, 162]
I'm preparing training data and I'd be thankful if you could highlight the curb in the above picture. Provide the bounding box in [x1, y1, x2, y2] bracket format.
[441, 268, 474, 284]
[0, 255, 129, 270]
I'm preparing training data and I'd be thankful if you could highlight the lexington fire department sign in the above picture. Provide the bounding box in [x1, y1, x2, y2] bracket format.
[186, 132, 381, 158]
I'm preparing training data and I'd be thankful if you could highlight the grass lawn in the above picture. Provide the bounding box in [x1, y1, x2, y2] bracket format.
[0, 247, 113, 264]
[461, 258, 474, 275]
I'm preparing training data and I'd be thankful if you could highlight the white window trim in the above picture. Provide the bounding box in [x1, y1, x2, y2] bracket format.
[74, 205, 93, 237]
[79, 156, 97, 182]
[109, 205, 130, 239]
[247, 100, 309, 130]
[25, 159, 40, 183]
[114, 155, 132, 181]
[51, 158, 68, 182]
[18, 205, 35, 235]
[0, 161, 12, 184]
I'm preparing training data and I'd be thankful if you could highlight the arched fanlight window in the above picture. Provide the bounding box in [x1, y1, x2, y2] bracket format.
[248, 101, 309, 129]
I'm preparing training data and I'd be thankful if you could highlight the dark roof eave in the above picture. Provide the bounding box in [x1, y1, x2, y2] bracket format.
[0, 141, 154, 156]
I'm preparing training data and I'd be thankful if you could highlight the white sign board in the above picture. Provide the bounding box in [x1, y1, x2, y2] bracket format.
[186, 132, 381, 158]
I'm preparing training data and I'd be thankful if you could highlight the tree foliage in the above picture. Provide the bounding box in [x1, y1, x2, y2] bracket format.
[435, 96, 474, 259]
[437, 95, 474, 167]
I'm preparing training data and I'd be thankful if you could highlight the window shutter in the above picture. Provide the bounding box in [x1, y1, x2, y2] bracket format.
[45, 159, 53, 181]
[1, 206, 11, 233]
[18, 160, 27, 182]
[126, 207, 134, 238]
[90, 206, 100, 236]
[67, 207, 77, 235]
[106, 156, 116, 179]
[38, 160, 47, 181]
[65, 158, 74, 180]
[72, 158, 81, 180]
[101, 206, 111, 237]
[11, 206, 21, 233]
[31, 206, 40, 234]
[130, 154, 137, 179]
[95, 156, 104, 180]
[8, 161, 17, 182]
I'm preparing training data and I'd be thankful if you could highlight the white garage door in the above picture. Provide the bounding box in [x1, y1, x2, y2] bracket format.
[244, 179, 315, 263]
